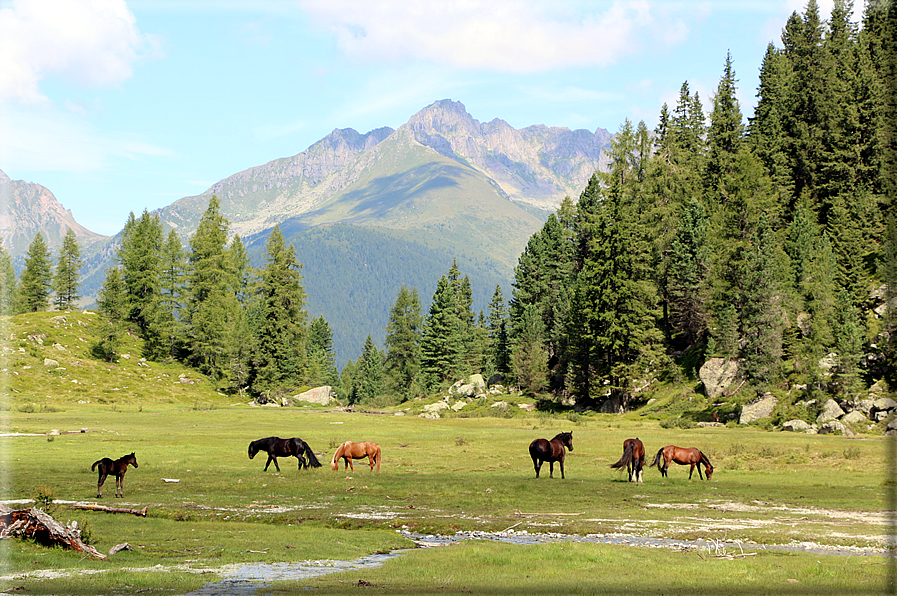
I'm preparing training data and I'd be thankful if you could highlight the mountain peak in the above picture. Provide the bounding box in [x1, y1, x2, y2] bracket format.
[0, 169, 10, 183]
[404, 99, 479, 136]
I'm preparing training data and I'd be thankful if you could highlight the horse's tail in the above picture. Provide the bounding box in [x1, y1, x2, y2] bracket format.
[330, 445, 342, 470]
[373, 445, 381, 472]
[610, 442, 634, 469]
[650, 448, 664, 471]
[91, 460, 102, 471]
[304, 441, 322, 468]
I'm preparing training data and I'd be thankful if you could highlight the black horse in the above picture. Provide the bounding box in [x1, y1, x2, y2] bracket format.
[91, 452, 138, 498]
[248, 437, 321, 472]
[529, 431, 573, 479]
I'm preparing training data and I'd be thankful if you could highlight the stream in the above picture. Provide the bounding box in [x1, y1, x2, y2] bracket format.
[186, 529, 891, 595]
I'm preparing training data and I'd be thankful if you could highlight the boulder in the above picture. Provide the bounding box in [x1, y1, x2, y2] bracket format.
[852, 399, 874, 415]
[739, 394, 778, 424]
[423, 401, 449, 413]
[782, 419, 816, 433]
[887, 419, 897, 432]
[287, 386, 334, 406]
[450, 375, 486, 397]
[816, 399, 845, 424]
[817, 353, 838, 376]
[841, 410, 868, 425]
[43, 358, 59, 367]
[700, 358, 739, 398]
[486, 373, 505, 387]
[872, 397, 897, 414]
[819, 420, 854, 437]
[599, 396, 622, 414]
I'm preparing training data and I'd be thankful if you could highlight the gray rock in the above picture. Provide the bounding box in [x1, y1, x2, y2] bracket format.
[599, 396, 622, 414]
[287, 386, 334, 406]
[782, 419, 814, 433]
[819, 420, 854, 437]
[816, 399, 846, 424]
[450, 375, 486, 397]
[872, 397, 897, 413]
[700, 358, 739, 398]
[852, 399, 874, 415]
[43, 358, 59, 367]
[817, 352, 838, 376]
[841, 410, 869, 425]
[887, 419, 897, 431]
[739, 394, 778, 424]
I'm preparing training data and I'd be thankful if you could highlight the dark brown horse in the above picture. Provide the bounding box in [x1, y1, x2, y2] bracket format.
[610, 438, 645, 483]
[248, 437, 322, 472]
[330, 441, 381, 472]
[651, 445, 713, 480]
[529, 431, 573, 479]
[91, 453, 138, 498]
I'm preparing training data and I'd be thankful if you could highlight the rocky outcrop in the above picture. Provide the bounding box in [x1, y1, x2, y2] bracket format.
[816, 399, 846, 424]
[782, 419, 817, 433]
[449, 374, 486, 398]
[700, 358, 739, 398]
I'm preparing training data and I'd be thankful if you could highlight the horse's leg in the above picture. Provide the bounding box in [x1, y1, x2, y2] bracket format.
[272, 456, 281, 472]
[531, 455, 541, 478]
[548, 461, 555, 479]
[559, 460, 565, 480]
[264, 454, 273, 471]
[97, 470, 106, 498]
[697, 464, 704, 480]
[116, 474, 123, 498]
[688, 463, 695, 479]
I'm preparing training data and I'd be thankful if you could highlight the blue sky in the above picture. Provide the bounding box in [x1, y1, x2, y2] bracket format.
[0, 0, 837, 236]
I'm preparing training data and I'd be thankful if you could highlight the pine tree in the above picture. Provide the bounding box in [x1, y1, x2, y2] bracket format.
[0, 239, 16, 315]
[15, 233, 52, 313]
[354, 335, 384, 404]
[384, 285, 422, 400]
[705, 52, 745, 211]
[251, 225, 307, 394]
[52, 229, 82, 311]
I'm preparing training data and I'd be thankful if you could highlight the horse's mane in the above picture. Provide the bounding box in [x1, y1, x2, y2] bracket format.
[552, 431, 572, 441]
[700, 450, 713, 468]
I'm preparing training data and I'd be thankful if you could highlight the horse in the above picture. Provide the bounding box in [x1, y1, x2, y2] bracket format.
[610, 438, 645, 483]
[330, 441, 381, 472]
[91, 452, 138, 498]
[651, 445, 713, 480]
[248, 437, 322, 472]
[528, 431, 573, 479]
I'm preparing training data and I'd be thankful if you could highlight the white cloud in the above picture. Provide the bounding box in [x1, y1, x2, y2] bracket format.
[0, 0, 152, 103]
[299, 0, 691, 73]
[0, 103, 173, 172]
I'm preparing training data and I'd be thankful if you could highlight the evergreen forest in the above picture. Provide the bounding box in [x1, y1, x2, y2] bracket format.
[2, 0, 895, 413]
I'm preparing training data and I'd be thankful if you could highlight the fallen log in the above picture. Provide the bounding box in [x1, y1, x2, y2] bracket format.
[69, 503, 148, 517]
[0, 506, 106, 559]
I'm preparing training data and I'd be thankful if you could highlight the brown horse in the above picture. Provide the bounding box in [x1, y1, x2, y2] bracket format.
[651, 445, 713, 480]
[529, 431, 573, 479]
[330, 441, 381, 472]
[610, 438, 645, 483]
[91, 452, 138, 498]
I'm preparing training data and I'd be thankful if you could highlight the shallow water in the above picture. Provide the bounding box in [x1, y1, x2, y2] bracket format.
[185, 529, 889, 595]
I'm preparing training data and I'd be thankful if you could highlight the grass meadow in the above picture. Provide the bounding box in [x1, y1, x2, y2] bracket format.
[0, 403, 892, 595]
[0, 311, 893, 594]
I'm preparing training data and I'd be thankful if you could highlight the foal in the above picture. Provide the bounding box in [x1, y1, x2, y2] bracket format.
[91, 452, 138, 498]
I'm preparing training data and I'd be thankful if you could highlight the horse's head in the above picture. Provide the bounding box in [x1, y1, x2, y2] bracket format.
[248, 442, 258, 459]
[128, 453, 138, 468]
[705, 465, 713, 480]
[553, 431, 573, 451]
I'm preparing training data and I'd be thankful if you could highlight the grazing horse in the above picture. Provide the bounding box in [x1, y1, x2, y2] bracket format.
[610, 438, 646, 483]
[248, 437, 322, 472]
[651, 445, 713, 480]
[330, 441, 381, 472]
[529, 431, 573, 479]
[91, 453, 138, 498]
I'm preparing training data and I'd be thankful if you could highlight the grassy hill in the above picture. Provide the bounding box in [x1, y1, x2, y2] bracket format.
[1, 311, 225, 410]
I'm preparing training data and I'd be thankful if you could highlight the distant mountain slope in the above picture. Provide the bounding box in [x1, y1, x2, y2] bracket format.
[0, 169, 109, 270]
[246, 223, 511, 366]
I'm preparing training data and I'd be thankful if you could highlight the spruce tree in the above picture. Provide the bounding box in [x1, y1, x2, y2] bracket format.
[354, 335, 384, 404]
[158, 230, 185, 358]
[665, 199, 710, 348]
[251, 225, 307, 394]
[53, 229, 82, 311]
[16, 233, 52, 313]
[384, 285, 422, 399]
[487, 285, 510, 374]
[308, 315, 339, 387]
[419, 275, 464, 386]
